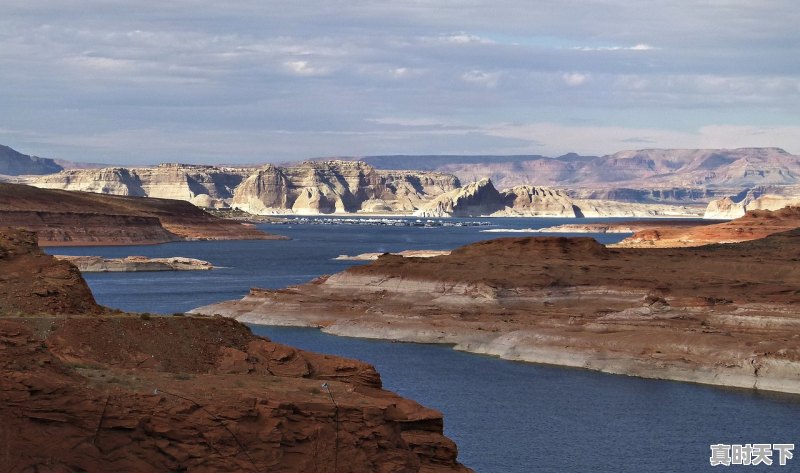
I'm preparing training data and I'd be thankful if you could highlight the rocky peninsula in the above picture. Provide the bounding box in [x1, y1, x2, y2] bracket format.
[0, 228, 472, 472]
[614, 206, 800, 248]
[192, 208, 800, 395]
[0, 183, 284, 246]
[55, 255, 215, 272]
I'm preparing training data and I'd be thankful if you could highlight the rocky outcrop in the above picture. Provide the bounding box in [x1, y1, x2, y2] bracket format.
[0, 228, 103, 315]
[24, 161, 461, 215]
[192, 227, 800, 395]
[0, 227, 472, 473]
[232, 161, 460, 215]
[334, 250, 451, 261]
[413, 179, 703, 218]
[27, 163, 252, 209]
[56, 255, 214, 272]
[413, 178, 506, 217]
[704, 187, 800, 219]
[614, 206, 800, 248]
[495, 185, 580, 217]
[1, 316, 472, 472]
[0, 144, 63, 176]
[0, 183, 283, 246]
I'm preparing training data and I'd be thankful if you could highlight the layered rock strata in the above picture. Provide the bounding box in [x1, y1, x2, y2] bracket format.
[0, 229, 472, 473]
[704, 186, 800, 219]
[413, 179, 703, 218]
[0, 228, 104, 315]
[615, 206, 800, 248]
[193, 226, 800, 395]
[363, 148, 800, 199]
[56, 255, 214, 272]
[24, 161, 461, 215]
[0, 183, 283, 246]
[231, 161, 460, 215]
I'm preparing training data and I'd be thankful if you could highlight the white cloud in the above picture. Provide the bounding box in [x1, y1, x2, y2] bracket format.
[283, 60, 330, 76]
[439, 32, 494, 44]
[461, 69, 500, 88]
[562, 72, 589, 86]
[572, 43, 658, 51]
[0, 0, 798, 163]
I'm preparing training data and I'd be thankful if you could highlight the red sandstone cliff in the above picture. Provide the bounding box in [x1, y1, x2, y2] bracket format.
[0, 183, 284, 246]
[0, 228, 471, 472]
[614, 205, 800, 247]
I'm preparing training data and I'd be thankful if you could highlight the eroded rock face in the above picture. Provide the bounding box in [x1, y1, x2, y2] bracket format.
[704, 187, 800, 219]
[192, 224, 800, 394]
[55, 255, 215, 272]
[28, 163, 252, 209]
[0, 316, 472, 473]
[413, 178, 505, 217]
[615, 205, 800, 248]
[0, 228, 103, 315]
[412, 179, 703, 218]
[24, 161, 461, 215]
[232, 161, 461, 215]
[0, 228, 472, 473]
[0, 183, 282, 246]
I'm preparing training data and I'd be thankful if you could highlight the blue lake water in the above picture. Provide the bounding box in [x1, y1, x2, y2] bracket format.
[47, 217, 800, 473]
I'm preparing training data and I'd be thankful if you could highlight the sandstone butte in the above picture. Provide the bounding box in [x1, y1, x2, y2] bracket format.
[192, 207, 800, 395]
[0, 228, 472, 472]
[20, 160, 708, 218]
[0, 182, 285, 246]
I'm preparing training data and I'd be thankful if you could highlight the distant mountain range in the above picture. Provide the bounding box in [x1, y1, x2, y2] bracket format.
[359, 148, 800, 198]
[0, 145, 63, 175]
[4, 144, 800, 213]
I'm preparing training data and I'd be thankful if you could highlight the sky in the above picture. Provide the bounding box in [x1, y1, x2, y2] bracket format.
[1, 0, 799, 164]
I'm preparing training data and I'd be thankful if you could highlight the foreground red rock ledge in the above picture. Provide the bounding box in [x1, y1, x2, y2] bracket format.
[1, 228, 471, 472]
[193, 227, 800, 395]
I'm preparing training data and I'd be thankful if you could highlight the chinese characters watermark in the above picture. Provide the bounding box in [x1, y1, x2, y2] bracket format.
[710, 444, 795, 466]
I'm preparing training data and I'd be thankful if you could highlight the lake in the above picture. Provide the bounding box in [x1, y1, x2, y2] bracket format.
[47, 217, 800, 472]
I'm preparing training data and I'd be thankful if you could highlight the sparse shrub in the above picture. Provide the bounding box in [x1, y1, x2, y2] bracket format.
[140, 313, 152, 320]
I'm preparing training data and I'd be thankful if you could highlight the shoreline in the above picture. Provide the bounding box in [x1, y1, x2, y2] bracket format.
[233, 315, 800, 396]
[192, 225, 800, 398]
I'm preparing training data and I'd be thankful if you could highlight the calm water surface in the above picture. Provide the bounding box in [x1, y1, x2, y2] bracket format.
[47, 217, 800, 473]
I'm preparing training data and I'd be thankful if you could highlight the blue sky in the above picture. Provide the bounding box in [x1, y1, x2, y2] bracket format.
[1, 0, 799, 164]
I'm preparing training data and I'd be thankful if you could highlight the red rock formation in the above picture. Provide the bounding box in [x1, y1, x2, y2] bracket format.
[615, 205, 800, 247]
[1, 317, 471, 473]
[194, 224, 800, 394]
[0, 228, 103, 315]
[0, 227, 471, 472]
[0, 183, 285, 246]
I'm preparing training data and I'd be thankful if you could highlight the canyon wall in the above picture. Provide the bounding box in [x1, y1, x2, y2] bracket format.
[24, 160, 461, 215]
[413, 179, 702, 218]
[0, 228, 472, 472]
[703, 186, 800, 219]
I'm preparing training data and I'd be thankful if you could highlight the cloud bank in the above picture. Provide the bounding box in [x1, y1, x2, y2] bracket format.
[0, 1, 798, 163]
